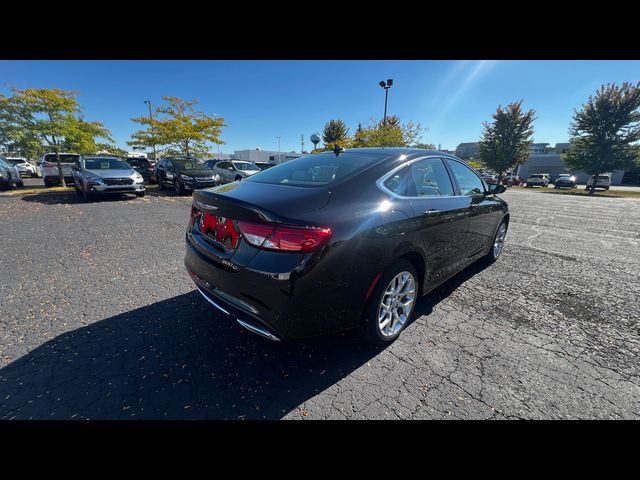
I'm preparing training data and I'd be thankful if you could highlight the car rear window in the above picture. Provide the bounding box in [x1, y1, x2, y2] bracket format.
[246, 152, 387, 187]
[530, 174, 543, 178]
[44, 154, 80, 164]
[127, 158, 151, 168]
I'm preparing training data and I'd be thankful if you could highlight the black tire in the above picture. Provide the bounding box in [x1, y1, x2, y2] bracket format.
[82, 188, 92, 202]
[136, 191, 146, 198]
[44, 178, 53, 188]
[175, 181, 184, 195]
[158, 177, 164, 189]
[482, 219, 508, 265]
[357, 260, 419, 346]
[16, 181, 24, 188]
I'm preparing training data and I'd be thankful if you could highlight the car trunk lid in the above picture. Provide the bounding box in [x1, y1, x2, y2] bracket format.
[189, 182, 331, 271]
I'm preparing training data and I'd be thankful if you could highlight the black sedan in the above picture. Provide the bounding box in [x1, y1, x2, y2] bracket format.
[184, 148, 509, 345]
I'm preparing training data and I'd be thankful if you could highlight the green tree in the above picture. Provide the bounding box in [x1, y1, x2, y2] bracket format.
[563, 82, 640, 194]
[413, 143, 437, 150]
[479, 100, 535, 183]
[0, 88, 113, 186]
[354, 117, 425, 148]
[128, 96, 225, 158]
[321, 119, 351, 150]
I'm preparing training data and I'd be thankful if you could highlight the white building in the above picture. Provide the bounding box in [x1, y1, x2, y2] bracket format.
[233, 149, 303, 164]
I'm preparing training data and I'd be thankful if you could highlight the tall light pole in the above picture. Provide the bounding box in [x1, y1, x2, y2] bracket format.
[378, 79, 393, 126]
[276, 136, 281, 163]
[143, 100, 157, 162]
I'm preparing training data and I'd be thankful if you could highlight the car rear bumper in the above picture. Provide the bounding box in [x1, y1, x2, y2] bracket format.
[184, 234, 370, 340]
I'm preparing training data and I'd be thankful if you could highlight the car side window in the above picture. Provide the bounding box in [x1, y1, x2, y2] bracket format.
[408, 158, 455, 197]
[446, 159, 485, 196]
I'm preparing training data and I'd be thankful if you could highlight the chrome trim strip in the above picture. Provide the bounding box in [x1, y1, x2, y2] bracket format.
[196, 287, 231, 315]
[236, 319, 281, 342]
[375, 154, 486, 199]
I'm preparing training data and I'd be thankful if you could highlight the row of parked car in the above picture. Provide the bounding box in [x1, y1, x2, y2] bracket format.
[3, 152, 274, 200]
[477, 170, 612, 191]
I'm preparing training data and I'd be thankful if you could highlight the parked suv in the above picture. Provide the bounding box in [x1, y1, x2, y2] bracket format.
[39, 153, 81, 187]
[526, 173, 550, 187]
[554, 174, 577, 189]
[0, 156, 24, 190]
[72, 156, 145, 201]
[6, 157, 38, 178]
[155, 158, 221, 195]
[126, 157, 155, 183]
[586, 175, 611, 191]
[212, 160, 262, 183]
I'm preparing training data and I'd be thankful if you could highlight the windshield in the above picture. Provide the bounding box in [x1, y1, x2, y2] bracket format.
[44, 154, 80, 164]
[172, 160, 200, 170]
[246, 152, 387, 187]
[233, 162, 259, 171]
[85, 158, 131, 170]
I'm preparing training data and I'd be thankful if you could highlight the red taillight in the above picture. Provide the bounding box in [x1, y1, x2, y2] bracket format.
[238, 221, 331, 252]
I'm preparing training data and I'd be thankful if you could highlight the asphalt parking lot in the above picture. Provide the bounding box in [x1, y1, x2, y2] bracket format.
[0, 186, 639, 419]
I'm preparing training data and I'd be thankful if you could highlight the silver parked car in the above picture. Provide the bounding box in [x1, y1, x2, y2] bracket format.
[72, 156, 145, 202]
[212, 160, 262, 183]
[6, 157, 38, 178]
[0, 156, 24, 190]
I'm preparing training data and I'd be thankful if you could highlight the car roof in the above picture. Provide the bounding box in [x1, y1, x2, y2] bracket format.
[84, 155, 121, 160]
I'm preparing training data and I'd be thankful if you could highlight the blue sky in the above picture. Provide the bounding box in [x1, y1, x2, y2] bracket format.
[1, 60, 639, 153]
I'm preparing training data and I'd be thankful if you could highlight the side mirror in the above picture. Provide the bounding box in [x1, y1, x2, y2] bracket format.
[227, 167, 233, 171]
[487, 183, 506, 195]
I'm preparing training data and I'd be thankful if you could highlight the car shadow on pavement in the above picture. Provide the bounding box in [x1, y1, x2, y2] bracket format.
[20, 192, 144, 205]
[0, 291, 381, 420]
[411, 258, 490, 320]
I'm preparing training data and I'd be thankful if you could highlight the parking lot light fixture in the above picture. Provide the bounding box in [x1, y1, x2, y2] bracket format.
[379, 79, 393, 126]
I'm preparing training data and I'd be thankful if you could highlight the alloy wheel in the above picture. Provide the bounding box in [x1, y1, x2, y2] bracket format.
[493, 222, 507, 258]
[377, 271, 416, 339]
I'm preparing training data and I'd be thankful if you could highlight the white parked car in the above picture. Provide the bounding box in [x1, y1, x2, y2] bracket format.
[586, 175, 611, 191]
[39, 152, 81, 187]
[526, 173, 550, 187]
[212, 160, 262, 183]
[6, 157, 38, 178]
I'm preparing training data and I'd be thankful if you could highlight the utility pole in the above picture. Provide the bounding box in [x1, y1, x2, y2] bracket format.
[301, 134, 304, 153]
[143, 100, 157, 162]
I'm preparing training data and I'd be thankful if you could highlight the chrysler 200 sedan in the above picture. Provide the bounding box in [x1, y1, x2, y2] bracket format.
[184, 148, 509, 345]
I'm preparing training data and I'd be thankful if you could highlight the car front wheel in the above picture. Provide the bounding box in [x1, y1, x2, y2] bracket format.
[358, 260, 418, 346]
[484, 220, 507, 264]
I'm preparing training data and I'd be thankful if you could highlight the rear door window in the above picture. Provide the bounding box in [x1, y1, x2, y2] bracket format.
[446, 159, 486, 196]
